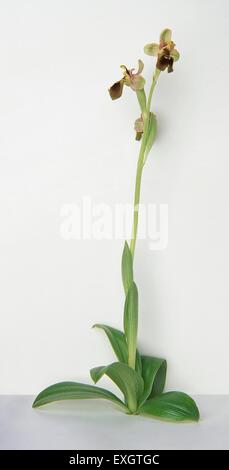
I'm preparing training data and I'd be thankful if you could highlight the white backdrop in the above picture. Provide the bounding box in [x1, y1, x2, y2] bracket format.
[0, 0, 228, 394]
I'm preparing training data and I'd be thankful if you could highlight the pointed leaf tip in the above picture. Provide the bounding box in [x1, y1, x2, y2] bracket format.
[122, 241, 133, 295]
[33, 381, 125, 410]
[93, 323, 142, 375]
[92, 323, 128, 364]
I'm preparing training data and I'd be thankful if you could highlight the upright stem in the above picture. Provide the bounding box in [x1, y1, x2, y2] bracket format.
[129, 139, 146, 258]
[130, 69, 160, 259]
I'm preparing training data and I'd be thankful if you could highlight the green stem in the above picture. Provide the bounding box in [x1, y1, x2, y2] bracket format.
[136, 89, 147, 118]
[130, 69, 160, 259]
[146, 68, 160, 117]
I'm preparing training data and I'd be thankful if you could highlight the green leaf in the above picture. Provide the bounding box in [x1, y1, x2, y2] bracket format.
[135, 349, 142, 375]
[139, 392, 200, 422]
[122, 241, 133, 295]
[90, 362, 144, 413]
[32, 381, 126, 410]
[124, 281, 138, 369]
[139, 356, 167, 406]
[93, 324, 128, 364]
[143, 113, 157, 165]
[92, 323, 142, 374]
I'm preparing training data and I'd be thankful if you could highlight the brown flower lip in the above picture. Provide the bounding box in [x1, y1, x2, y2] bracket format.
[156, 47, 174, 73]
[109, 80, 124, 100]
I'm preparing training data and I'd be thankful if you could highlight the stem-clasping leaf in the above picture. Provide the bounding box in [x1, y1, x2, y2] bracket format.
[90, 362, 144, 413]
[93, 323, 142, 374]
[139, 355, 167, 406]
[122, 241, 133, 295]
[143, 113, 157, 165]
[124, 281, 138, 369]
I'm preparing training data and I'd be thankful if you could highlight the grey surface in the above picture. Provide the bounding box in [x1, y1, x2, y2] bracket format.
[0, 395, 228, 450]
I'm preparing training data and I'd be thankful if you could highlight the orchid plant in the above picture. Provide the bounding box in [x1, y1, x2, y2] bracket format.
[33, 29, 200, 423]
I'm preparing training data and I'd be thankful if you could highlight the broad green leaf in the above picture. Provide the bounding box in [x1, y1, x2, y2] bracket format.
[122, 241, 133, 295]
[92, 323, 142, 374]
[90, 362, 144, 413]
[139, 392, 200, 422]
[139, 356, 167, 406]
[124, 281, 138, 369]
[32, 381, 126, 410]
[143, 113, 157, 165]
